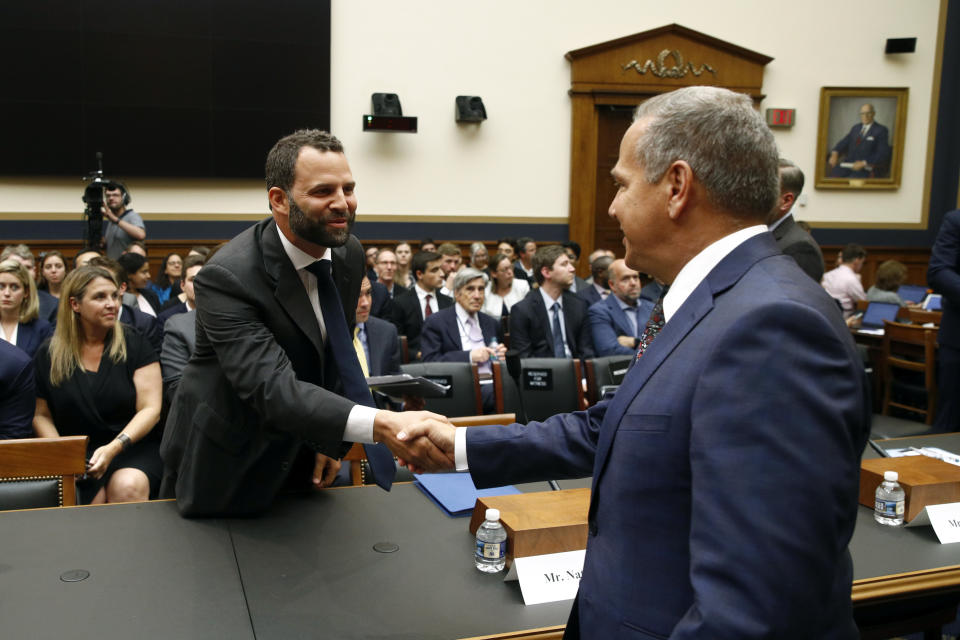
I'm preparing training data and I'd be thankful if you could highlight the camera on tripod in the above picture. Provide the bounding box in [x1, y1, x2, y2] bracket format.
[81, 152, 127, 248]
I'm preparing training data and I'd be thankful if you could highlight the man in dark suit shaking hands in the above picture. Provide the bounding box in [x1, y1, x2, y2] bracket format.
[401, 87, 869, 639]
[159, 130, 450, 516]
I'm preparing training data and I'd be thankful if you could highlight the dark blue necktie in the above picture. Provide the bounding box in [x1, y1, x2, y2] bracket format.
[551, 302, 566, 358]
[305, 260, 394, 491]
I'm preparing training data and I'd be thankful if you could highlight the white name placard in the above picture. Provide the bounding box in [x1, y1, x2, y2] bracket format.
[508, 550, 585, 606]
[906, 502, 960, 544]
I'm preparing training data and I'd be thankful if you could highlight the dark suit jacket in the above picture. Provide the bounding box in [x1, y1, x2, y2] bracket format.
[137, 288, 163, 317]
[157, 301, 189, 327]
[14, 319, 53, 358]
[420, 306, 502, 362]
[363, 315, 401, 377]
[771, 215, 824, 282]
[587, 292, 655, 357]
[513, 261, 533, 284]
[390, 287, 453, 359]
[369, 280, 396, 321]
[467, 233, 869, 639]
[0, 339, 35, 439]
[37, 290, 58, 324]
[120, 304, 163, 356]
[929, 209, 960, 349]
[509, 289, 594, 359]
[577, 283, 604, 307]
[160, 309, 197, 399]
[572, 275, 590, 296]
[830, 121, 891, 177]
[159, 218, 365, 516]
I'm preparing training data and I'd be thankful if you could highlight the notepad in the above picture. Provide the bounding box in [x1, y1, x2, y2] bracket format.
[413, 473, 520, 517]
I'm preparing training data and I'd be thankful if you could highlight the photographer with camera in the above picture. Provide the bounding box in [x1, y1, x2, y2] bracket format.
[102, 183, 146, 259]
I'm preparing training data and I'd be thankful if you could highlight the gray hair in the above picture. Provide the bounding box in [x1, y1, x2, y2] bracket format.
[469, 242, 488, 258]
[453, 267, 488, 293]
[632, 86, 779, 220]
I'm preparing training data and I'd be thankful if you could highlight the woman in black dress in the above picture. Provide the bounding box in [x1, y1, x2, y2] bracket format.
[33, 266, 163, 504]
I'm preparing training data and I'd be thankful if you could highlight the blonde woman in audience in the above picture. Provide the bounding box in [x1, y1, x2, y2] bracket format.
[482, 252, 530, 320]
[0, 259, 53, 357]
[395, 242, 415, 287]
[32, 266, 162, 504]
[38, 250, 68, 298]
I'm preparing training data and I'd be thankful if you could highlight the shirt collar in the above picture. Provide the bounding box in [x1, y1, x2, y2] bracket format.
[276, 224, 331, 270]
[455, 303, 477, 324]
[415, 283, 434, 300]
[768, 211, 792, 232]
[539, 287, 562, 310]
[614, 294, 636, 310]
[662, 225, 767, 322]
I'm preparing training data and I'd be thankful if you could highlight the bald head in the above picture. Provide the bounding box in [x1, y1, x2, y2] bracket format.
[608, 259, 641, 305]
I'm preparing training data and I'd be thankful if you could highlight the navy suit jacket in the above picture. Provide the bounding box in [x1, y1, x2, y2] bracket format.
[120, 304, 163, 356]
[390, 288, 453, 359]
[369, 281, 396, 322]
[14, 318, 53, 358]
[37, 290, 58, 324]
[467, 233, 869, 639]
[929, 209, 960, 349]
[157, 301, 189, 327]
[0, 339, 35, 439]
[577, 283, 604, 308]
[363, 315, 401, 377]
[420, 306, 502, 362]
[771, 215, 824, 282]
[508, 289, 594, 359]
[588, 292, 655, 356]
[830, 121, 891, 177]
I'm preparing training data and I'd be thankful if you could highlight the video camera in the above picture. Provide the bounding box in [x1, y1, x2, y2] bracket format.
[81, 152, 127, 248]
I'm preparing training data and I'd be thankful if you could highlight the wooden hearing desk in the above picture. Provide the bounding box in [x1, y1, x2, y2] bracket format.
[1, 435, 959, 639]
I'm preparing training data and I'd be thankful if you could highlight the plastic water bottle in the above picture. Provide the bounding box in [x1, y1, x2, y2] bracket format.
[874, 471, 905, 526]
[488, 339, 500, 362]
[475, 508, 507, 572]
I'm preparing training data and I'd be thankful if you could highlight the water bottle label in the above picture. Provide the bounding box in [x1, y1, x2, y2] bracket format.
[875, 499, 904, 516]
[476, 540, 506, 560]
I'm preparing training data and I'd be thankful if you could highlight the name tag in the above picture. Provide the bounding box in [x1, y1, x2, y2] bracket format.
[906, 502, 960, 544]
[505, 550, 585, 605]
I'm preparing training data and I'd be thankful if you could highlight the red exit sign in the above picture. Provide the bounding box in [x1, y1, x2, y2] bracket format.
[765, 108, 795, 127]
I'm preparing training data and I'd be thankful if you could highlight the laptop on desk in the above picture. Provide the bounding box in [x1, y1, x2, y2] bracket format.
[857, 301, 900, 334]
[923, 294, 942, 311]
[897, 284, 929, 305]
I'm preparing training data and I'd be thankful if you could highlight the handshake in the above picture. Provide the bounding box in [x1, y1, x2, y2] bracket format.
[376, 410, 458, 474]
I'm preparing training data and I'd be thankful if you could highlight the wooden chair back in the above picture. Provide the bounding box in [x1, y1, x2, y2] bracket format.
[0, 436, 88, 510]
[881, 320, 938, 424]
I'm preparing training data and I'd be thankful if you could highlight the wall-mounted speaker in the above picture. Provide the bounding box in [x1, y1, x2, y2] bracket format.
[372, 93, 403, 116]
[885, 38, 917, 54]
[455, 96, 487, 122]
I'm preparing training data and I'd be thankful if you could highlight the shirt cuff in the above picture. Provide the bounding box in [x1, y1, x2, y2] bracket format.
[455, 426, 469, 472]
[344, 405, 378, 444]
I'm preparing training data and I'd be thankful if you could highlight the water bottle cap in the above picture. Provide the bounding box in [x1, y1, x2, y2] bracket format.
[884, 471, 898, 482]
[485, 508, 500, 521]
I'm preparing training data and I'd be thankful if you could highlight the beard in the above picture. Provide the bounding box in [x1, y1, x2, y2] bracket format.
[288, 195, 355, 248]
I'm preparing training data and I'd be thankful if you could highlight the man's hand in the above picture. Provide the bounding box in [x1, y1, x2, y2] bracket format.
[395, 419, 456, 474]
[374, 410, 454, 472]
[828, 151, 839, 168]
[101, 205, 119, 223]
[852, 160, 867, 171]
[312, 453, 341, 489]
[616, 335, 637, 348]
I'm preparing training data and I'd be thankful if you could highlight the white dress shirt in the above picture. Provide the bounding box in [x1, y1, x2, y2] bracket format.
[415, 283, 439, 318]
[539, 287, 571, 357]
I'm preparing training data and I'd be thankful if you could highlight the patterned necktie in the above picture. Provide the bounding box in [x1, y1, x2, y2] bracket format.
[551, 302, 566, 358]
[354, 325, 370, 378]
[424, 294, 433, 317]
[637, 286, 669, 359]
[305, 260, 394, 491]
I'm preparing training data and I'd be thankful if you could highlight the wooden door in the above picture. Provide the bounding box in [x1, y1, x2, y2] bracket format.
[593, 106, 635, 257]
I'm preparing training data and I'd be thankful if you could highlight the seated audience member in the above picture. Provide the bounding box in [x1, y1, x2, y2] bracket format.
[391, 251, 452, 360]
[365, 245, 380, 283]
[117, 252, 161, 317]
[355, 277, 402, 379]
[89, 257, 163, 355]
[74, 247, 102, 268]
[2, 244, 58, 323]
[482, 252, 530, 320]
[394, 242, 415, 288]
[584, 248, 615, 284]
[123, 240, 148, 257]
[579, 254, 613, 306]
[0, 338, 37, 439]
[589, 259, 656, 356]
[32, 266, 163, 504]
[496, 237, 516, 261]
[867, 260, 918, 307]
[437, 243, 463, 296]
[421, 268, 506, 413]
[0, 259, 54, 357]
[187, 246, 210, 259]
[160, 307, 195, 403]
[509, 245, 594, 359]
[821, 243, 867, 318]
[562, 241, 589, 294]
[38, 250, 68, 300]
[469, 242, 490, 272]
[148, 253, 183, 306]
[513, 237, 536, 284]
[158, 254, 204, 324]
[419, 238, 437, 253]
[374, 249, 406, 299]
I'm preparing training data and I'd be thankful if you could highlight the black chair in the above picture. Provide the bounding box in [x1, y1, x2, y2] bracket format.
[584, 355, 633, 405]
[400, 362, 482, 417]
[505, 357, 585, 423]
[0, 436, 88, 511]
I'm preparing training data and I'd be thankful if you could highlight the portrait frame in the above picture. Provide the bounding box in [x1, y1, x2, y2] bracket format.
[814, 87, 908, 190]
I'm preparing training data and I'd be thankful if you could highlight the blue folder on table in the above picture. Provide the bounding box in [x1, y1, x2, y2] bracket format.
[414, 473, 520, 517]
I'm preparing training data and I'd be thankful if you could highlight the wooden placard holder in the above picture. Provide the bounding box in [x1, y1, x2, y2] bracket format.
[860, 456, 960, 522]
[469, 488, 590, 567]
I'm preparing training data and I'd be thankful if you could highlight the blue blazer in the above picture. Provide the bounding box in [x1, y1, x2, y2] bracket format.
[587, 292, 655, 356]
[0, 339, 35, 439]
[14, 318, 53, 358]
[120, 304, 163, 356]
[577, 284, 603, 308]
[363, 315, 401, 377]
[929, 209, 960, 349]
[37, 290, 59, 324]
[420, 306, 501, 362]
[466, 234, 869, 639]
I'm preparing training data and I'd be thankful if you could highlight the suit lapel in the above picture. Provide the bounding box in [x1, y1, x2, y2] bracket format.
[261, 221, 325, 357]
[442, 310, 462, 350]
[608, 297, 634, 337]
[365, 322, 382, 376]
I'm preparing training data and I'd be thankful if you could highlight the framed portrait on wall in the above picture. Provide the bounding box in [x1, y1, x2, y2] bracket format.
[814, 87, 908, 190]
